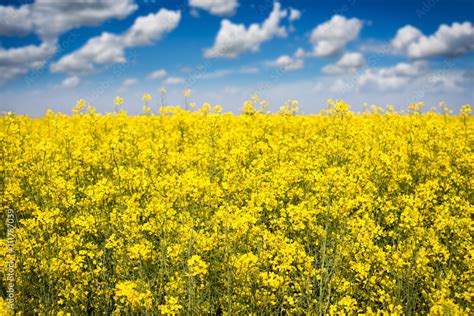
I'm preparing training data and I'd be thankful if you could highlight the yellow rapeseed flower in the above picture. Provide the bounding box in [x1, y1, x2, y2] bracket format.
[460, 104, 471, 116]
[142, 93, 151, 102]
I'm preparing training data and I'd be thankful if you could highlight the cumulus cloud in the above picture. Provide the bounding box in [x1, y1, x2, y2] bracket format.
[33, 0, 137, 40]
[50, 9, 181, 75]
[322, 52, 365, 75]
[61, 76, 80, 88]
[392, 22, 474, 58]
[379, 61, 427, 77]
[0, 41, 57, 85]
[0, 0, 137, 40]
[204, 2, 288, 58]
[189, 0, 239, 16]
[122, 78, 138, 87]
[289, 8, 301, 22]
[117, 78, 138, 92]
[269, 55, 304, 71]
[357, 61, 426, 91]
[408, 22, 474, 58]
[336, 52, 365, 68]
[50, 33, 124, 75]
[148, 69, 167, 80]
[391, 25, 423, 53]
[295, 48, 305, 58]
[310, 15, 363, 57]
[0, 42, 56, 68]
[0, 66, 29, 85]
[426, 72, 465, 92]
[0, 5, 33, 36]
[122, 9, 182, 46]
[164, 76, 185, 85]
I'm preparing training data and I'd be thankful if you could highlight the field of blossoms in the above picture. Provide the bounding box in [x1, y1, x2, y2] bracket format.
[1, 98, 473, 315]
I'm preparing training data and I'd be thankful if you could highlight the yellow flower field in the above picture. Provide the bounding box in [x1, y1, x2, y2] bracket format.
[1, 99, 473, 314]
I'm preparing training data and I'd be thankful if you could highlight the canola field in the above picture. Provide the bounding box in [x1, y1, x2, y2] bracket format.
[1, 99, 473, 315]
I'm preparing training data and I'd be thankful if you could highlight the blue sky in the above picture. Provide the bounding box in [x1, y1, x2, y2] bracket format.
[0, 0, 473, 115]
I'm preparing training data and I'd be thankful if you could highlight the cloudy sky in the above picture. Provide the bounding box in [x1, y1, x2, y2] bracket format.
[0, 0, 473, 115]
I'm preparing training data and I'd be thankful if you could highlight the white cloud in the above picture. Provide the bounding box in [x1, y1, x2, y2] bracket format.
[391, 22, 474, 58]
[270, 55, 304, 71]
[122, 9, 181, 46]
[0, 0, 137, 40]
[330, 78, 350, 93]
[0, 4, 33, 36]
[289, 8, 301, 22]
[0, 41, 57, 85]
[179, 66, 194, 73]
[426, 72, 464, 92]
[50, 32, 124, 75]
[189, 0, 239, 16]
[0, 66, 28, 85]
[358, 40, 393, 55]
[122, 78, 138, 87]
[322, 52, 365, 75]
[204, 2, 288, 58]
[117, 78, 138, 92]
[61, 76, 80, 88]
[0, 41, 56, 68]
[50, 9, 181, 75]
[310, 15, 363, 57]
[148, 69, 167, 80]
[295, 48, 305, 58]
[408, 22, 474, 58]
[337, 52, 366, 68]
[391, 25, 423, 53]
[379, 61, 426, 77]
[357, 61, 426, 91]
[164, 76, 185, 85]
[32, 0, 137, 40]
[200, 66, 259, 79]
